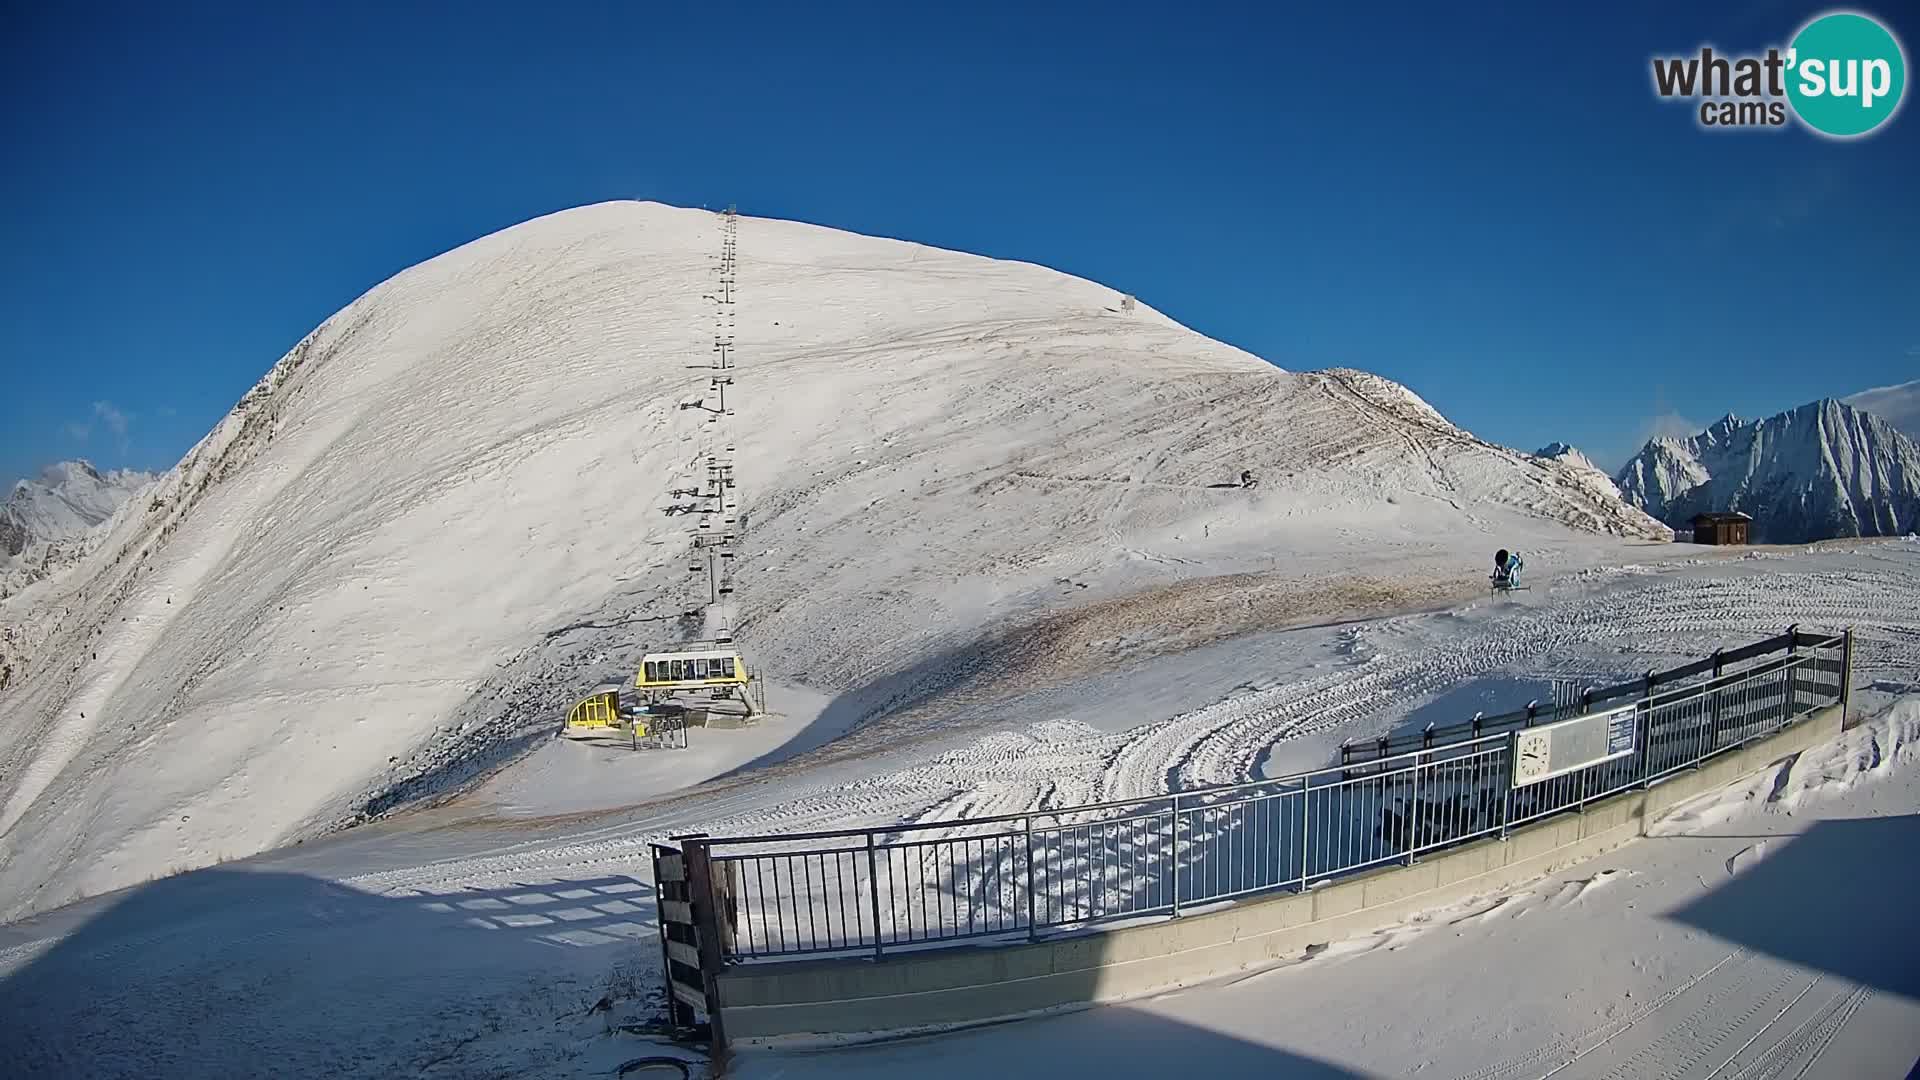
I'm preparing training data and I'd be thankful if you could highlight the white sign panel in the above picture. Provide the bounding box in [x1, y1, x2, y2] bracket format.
[1511, 703, 1638, 788]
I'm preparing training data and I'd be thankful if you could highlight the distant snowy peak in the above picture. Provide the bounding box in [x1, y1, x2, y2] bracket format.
[1616, 437, 1711, 514]
[1535, 442, 1623, 503]
[1844, 378, 1920, 442]
[1615, 399, 1920, 543]
[2, 460, 153, 558]
[1535, 442, 1601, 474]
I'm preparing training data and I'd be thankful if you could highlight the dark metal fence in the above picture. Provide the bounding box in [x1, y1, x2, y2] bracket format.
[669, 627, 1849, 963]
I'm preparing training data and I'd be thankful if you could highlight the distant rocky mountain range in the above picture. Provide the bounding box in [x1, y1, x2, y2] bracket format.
[1614, 399, 1920, 544]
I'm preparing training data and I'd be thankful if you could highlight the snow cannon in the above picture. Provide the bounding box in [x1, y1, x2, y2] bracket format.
[1490, 549, 1526, 597]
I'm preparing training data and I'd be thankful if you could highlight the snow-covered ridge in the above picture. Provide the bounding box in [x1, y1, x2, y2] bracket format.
[0, 461, 156, 674]
[1845, 377, 1920, 442]
[2, 461, 153, 556]
[1616, 399, 1920, 543]
[0, 200, 1666, 919]
[1535, 442, 1598, 475]
[1535, 441, 1624, 507]
[0, 461, 154, 590]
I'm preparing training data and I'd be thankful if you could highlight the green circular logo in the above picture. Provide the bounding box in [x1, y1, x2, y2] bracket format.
[1786, 12, 1907, 137]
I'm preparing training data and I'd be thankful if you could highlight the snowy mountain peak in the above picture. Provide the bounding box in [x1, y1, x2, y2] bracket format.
[0, 200, 1668, 918]
[1532, 442, 1625, 505]
[1534, 442, 1601, 473]
[1616, 398, 1920, 543]
[2, 459, 153, 559]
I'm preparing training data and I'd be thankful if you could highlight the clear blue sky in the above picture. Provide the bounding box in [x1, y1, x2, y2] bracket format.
[3, 1, 1915, 487]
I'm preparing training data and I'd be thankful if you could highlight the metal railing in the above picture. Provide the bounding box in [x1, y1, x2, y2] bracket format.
[674, 628, 1849, 962]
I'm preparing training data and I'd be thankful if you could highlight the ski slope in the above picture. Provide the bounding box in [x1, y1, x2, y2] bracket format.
[325, 540, 1920, 901]
[0, 201, 1665, 921]
[0, 542, 1914, 1080]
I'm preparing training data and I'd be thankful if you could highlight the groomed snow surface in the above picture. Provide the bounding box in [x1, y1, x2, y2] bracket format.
[1, 540, 1916, 1079]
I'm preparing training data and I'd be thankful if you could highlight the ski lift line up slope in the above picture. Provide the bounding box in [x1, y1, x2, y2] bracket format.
[0, 200, 1661, 921]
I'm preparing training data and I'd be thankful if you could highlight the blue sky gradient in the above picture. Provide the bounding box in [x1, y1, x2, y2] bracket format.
[3, 1, 1916, 487]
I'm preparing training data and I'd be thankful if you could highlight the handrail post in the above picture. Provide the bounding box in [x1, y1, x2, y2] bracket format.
[1500, 739, 1515, 840]
[681, 836, 729, 1051]
[1708, 649, 1724, 760]
[1841, 627, 1855, 726]
[865, 832, 883, 960]
[1298, 779, 1311, 891]
[1407, 750, 1421, 865]
[1023, 816, 1037, 942]
[1170, 793, 1183, 918]
[1786, 624, 1800, 717]
[1639, 669, 1656, 788]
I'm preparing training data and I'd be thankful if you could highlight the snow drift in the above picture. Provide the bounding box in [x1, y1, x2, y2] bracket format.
[1616, 401, 1920, 543]
[0, 201, 1665, 919]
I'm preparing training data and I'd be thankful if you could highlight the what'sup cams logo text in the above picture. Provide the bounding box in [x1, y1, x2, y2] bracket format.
[1652, 10, 1907, 137]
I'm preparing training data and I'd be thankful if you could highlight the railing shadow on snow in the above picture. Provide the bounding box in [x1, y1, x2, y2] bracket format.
[1663, 812, 1920, 1002]
[738, 1002, 1379, 1078]
[0, 867, 664, 1078]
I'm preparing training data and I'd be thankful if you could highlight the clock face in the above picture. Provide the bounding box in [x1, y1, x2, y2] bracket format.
[1515, 731, 1551, 783]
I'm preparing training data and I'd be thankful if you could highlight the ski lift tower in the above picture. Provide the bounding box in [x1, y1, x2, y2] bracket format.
[677, 207, 764, 714]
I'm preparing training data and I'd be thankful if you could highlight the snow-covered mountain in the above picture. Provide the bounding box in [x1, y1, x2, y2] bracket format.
[0, 201, 1666, 919]
[1534, 442, 1598, 473]
[1535, 442, 1622, 502]
[1, 461, 152, 560]
[1845, 378, 1920, 442]
[1616, 401, 1920, 543]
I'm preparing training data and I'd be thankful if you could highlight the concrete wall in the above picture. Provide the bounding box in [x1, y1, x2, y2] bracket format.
[718, 704, 1843, 1045]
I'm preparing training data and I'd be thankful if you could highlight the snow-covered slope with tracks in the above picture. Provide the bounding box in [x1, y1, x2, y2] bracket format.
[0, 201, 1665, 919]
